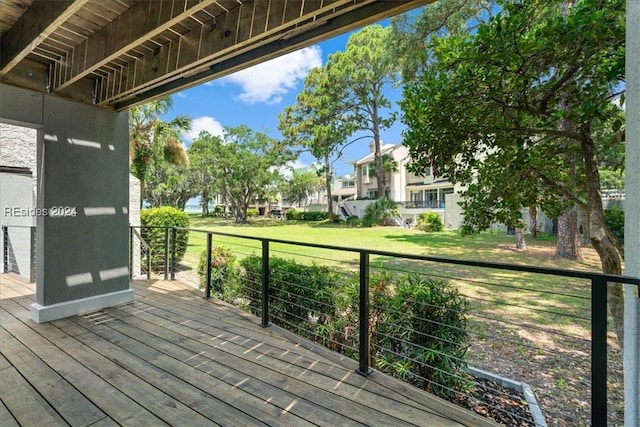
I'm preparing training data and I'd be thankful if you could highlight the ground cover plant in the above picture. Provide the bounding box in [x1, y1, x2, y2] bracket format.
[166, 215, 622, 426]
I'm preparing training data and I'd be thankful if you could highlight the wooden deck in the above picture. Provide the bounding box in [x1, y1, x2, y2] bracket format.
[0, 274, 496, 427]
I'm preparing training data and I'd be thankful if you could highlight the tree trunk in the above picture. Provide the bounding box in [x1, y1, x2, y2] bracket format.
[325, 153, 334, 214]
[201, 190, 209, 217]
[581, 131, 624, 346]
[555, 206, 582, 260]
[515, 228, 527, 250]
[529, 205, 538, 239]
[372, 103, 385, 199]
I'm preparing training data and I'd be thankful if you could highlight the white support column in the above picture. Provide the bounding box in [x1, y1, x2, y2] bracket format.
[625, 1, 640, 425]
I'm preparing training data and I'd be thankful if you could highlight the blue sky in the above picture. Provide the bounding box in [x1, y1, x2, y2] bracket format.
[164, 23, 404, 178]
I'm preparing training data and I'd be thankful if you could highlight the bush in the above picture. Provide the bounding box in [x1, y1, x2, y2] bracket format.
[140, 206, 189, 270]
[417, 212, 444, 232]
[286, 208, 300, 220]
[604, 208, 624, 256]
[284, 209, 329, 221]
[197, 246, 240, 300]
[336, 272, 471, 400]
[363, 198, 399, 226]
[247, 208, 259, 218]
[239, 256, 338, 334]
[328, 213, 341, 223]
[346, 215, 360, 227]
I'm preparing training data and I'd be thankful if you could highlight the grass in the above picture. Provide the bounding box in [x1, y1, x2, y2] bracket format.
[171, 215, 623, 425]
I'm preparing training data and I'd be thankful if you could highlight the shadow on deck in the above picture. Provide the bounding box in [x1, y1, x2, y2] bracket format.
[0, 274, 495, 426]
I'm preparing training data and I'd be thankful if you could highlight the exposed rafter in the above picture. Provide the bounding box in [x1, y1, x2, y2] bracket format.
[51, 0, 226, 92]
[0, 0, 90, 76]
[0, 0, 433, 109]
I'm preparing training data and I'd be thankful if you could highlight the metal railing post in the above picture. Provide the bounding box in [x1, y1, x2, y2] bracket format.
[170, 227, 176, 281]
[129, 227, 133, 279]
[2, 226, 7, 272]
[205, 233, 212, 299]
[591, 277, 608, 426]
[357, 251, 372, 376]
[163, 227, 169, 280]
[29, 226, 36, 283]
[261, 240, 270, 327]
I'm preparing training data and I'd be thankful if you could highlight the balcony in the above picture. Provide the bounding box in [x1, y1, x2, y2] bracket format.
[0, 273, 491, 426]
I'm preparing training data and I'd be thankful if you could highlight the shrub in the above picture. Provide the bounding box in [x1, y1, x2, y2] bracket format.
[337, 272, 471, 400]
[286, 208, 300, 220]
[140, 206, 189, 270]
[388, 274, 471, 399]
[197, 246, 240, 300]
[604, 208, 624, 257]
[417, 212, 444, 232]
[238, 256, 338, 334]
[247, 208, 259, 218]
[363, 197, 399, 226]
[346, 215, 360, 227]
[212, 205, 225, 217]
[328, 213, 341, 223]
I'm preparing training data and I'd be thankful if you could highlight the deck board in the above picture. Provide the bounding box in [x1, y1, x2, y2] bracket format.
[0, 274, 497, 427]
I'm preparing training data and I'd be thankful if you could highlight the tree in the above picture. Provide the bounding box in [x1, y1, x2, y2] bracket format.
[400, 0, 626, 343]
[279, 67, 355, 214]
[281, 169, 323, 207]
[144, 157, 195, 209]
[188, 132, 222, 216]
[203, 126, 294, 224]
[129, 96, 192, 203]
[325, 25, 398, 199]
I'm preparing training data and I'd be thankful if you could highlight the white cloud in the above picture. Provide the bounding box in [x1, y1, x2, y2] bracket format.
[280, 159, 309, 179]
[184, 116, 225, 142]
[220, 46, 322, 105]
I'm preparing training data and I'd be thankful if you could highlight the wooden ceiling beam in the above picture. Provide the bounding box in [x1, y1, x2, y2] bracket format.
[51, 0, 226, 93]
[97, 0, 357, 105]
[0, 0, 90, 76]
[112, 0, 433, 110]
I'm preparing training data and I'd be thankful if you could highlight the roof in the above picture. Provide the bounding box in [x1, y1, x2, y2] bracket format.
[353, 143, 399, 166]
[0, 0, 432, 111]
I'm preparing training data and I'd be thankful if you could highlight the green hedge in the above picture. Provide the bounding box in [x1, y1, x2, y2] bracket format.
[285, 209, 330, 221]
[140, 206, 189, 270]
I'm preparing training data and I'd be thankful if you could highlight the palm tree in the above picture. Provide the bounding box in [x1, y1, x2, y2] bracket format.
[129, 96, 192, 203]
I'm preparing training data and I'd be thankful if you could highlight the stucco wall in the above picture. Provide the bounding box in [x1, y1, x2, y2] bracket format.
[0, 82, 131, 317]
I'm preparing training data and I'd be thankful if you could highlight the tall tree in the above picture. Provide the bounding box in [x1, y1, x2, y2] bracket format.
[325, 25, 398, 198]
[400, 0, 626, 343]
[188, 132, 222, 216]
[202, 126, 294, 224]
[129, 96, 192, 203]
[279, 67, 355, 214]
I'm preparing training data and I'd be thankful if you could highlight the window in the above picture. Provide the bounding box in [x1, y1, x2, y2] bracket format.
[362, 165, 370, 184]
[367, 190, 378, 199]
[341, 180, 355, 188]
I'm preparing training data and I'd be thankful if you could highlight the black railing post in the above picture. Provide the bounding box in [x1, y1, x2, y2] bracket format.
[591, 277, 608, 427]
[170, 227, 176, 281]
[163, 227, 169, 280]
[205, 232, 212, 299]
[2, 226, 7, 272]
[357, 251, 372, 376]
[261, 240, 270, 327]
[29, 226, 36, 283]
[129, 227, 133, 279]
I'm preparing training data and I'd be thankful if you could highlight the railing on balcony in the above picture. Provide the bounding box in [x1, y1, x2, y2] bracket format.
[398, 200, 445, 209]
[2, 225, 36, 282]
[129, 225, 640, 427]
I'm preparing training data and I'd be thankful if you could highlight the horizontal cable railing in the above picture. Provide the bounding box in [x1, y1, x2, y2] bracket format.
[130, 225, 640, 427]
[2, 225, 36, 283]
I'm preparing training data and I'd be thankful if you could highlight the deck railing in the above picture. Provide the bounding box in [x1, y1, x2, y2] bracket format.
[2, 225, 36, 282]
[130, 225, 639, 426]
